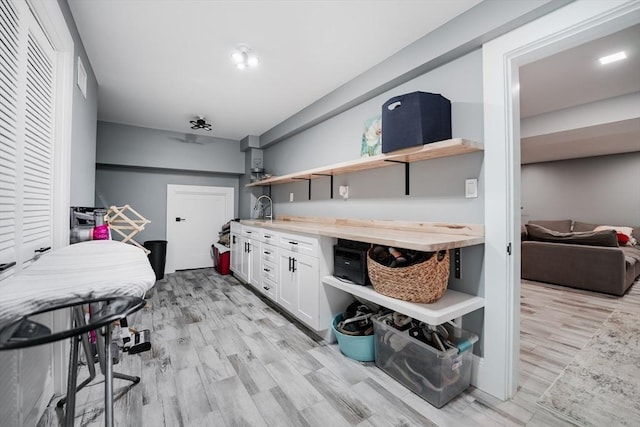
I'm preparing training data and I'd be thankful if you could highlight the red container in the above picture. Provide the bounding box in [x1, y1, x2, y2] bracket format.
[212, 244, 230, 275]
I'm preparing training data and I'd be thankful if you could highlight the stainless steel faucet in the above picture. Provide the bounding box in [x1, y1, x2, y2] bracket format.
[254, 195, 273, 220]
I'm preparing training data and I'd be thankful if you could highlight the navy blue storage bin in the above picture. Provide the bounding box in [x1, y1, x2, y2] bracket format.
[381, 91, 451, 153]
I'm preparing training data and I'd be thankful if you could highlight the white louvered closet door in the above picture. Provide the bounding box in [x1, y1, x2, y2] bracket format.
[0, 0, 53, 276]
[0, 1, 56, 425]
[0, 0, 19, 275]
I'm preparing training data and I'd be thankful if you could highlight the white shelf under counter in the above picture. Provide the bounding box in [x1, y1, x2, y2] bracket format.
[322, 275, 483, 325]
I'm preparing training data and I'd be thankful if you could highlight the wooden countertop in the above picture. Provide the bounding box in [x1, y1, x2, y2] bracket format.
[239, 216, 484, 251]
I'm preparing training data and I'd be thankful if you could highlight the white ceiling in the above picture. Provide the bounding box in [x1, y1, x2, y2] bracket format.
[519, 24, 640, 164]
[67, 0, 482, 141]
[68, 1, 639, 164]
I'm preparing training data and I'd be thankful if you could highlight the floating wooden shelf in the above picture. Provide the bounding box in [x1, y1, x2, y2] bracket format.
[246, 138, 482, 188]
[322, 275, 484, 326]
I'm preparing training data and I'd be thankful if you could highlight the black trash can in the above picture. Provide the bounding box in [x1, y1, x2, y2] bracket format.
[144, 240, 167, 280]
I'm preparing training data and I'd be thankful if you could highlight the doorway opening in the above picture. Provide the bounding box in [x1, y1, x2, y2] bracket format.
[482, 0, 640, 401]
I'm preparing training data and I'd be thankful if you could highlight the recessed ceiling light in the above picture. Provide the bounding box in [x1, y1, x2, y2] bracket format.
[599, 51, 627, 65]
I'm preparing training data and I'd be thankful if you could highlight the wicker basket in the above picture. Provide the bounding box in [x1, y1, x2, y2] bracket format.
[367, 249, 450, 303]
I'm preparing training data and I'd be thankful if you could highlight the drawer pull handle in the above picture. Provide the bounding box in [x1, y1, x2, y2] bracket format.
[264, 251, 271, 255]
[263, 286, 270, 291]
[264, 268, 270, 272]
[35, 247, 51, 253]
[0, 262, 16, 272]
[289, 241, 298, 245]
[265, 235, 272, 238]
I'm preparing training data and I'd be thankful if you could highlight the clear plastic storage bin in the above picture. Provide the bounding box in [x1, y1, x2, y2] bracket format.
[373, 313, 477, 408]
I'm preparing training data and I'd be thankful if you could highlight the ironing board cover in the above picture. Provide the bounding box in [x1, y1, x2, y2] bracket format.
[0, 241, 155, 322]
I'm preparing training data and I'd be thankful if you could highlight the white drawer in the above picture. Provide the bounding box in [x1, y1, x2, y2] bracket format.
[261, 230, 279, 246]
[278, 231, 318, 257]
[261, 277, 277, 301]
[243, 226, 260, 240]
[261, 245, 278, 264]
[261, 260, 278, 282]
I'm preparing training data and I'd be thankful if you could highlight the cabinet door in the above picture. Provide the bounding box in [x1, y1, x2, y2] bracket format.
[248, 238, 261, 289]
[237, 235, 250, 283]
[277, 250, 296, 313]
[230, 232, 242, 274]
[294, 254, 319, 329]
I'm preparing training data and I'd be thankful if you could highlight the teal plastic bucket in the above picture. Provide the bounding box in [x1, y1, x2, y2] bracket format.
[332, 314, 375, 362]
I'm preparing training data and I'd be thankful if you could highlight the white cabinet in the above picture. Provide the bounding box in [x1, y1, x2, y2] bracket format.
[276, 233, 347, 332]
[249, 238, 261, 289]
[230, 231, 242, 276]
[278, 248, 319, 328]
[230, 224, 259, 287]
[235, 222, 352, 339]
[260, 242, 278, 301]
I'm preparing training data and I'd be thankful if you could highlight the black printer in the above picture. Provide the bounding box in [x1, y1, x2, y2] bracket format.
[333, 239, 370, 285]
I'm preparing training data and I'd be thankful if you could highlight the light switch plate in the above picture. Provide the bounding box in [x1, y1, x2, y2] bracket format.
[289, 192, 294, 202]
[465, 179, 478, 198]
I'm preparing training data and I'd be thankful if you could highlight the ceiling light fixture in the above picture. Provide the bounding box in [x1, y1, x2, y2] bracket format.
[190, 116, 212, 131]
[231, 45, 260, 70]
[599, 51, 627, 65]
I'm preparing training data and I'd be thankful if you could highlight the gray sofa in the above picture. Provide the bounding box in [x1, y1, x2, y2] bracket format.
[521, 219, 640, 296]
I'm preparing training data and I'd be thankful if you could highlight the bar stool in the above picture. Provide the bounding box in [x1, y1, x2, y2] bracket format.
[0, 296, 146, 427]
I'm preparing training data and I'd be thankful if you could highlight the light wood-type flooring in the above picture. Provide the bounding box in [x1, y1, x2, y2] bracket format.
[38, 268, 638, 426]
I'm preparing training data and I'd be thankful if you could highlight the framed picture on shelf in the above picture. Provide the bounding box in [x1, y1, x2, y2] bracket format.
[361, 115, 382, 157]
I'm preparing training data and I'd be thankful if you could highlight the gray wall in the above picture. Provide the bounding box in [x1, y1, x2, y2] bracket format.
[521, 152, 640, 226]
[95, 122, 245, 242]
[261, 49, 486, 351]
[262, 50, 484, 223]
[95, 166, 239, 243]
[96, 121, 245, 174]
[57, 0, 98, 205]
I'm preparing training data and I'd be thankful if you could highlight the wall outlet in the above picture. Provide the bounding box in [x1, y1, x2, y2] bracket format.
[289, 192, 294, 202]
[339, 185, 349, 199]
[465, 179, 478, 198]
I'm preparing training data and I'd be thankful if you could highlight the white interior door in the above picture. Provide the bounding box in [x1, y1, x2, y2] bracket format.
[166, 185, 234, 273]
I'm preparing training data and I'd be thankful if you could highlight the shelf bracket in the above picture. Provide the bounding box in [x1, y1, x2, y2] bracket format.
[311, 174, 333, 198]
[454, 248, 461, 279]
[384, 160, 410, 195]
[292, 177, 312, 200]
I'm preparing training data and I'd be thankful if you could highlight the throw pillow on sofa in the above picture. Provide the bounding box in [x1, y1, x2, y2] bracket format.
[594, 225, 637, 246]
[525, 224, 619, 247]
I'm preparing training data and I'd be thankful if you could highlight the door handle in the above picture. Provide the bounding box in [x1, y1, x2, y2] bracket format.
[292, 258, 297, 273]
[175, 217, 186, 222]
[247, 243, 251, 253]
[288, 257, 292, 272]
[232, 235, 236, 244]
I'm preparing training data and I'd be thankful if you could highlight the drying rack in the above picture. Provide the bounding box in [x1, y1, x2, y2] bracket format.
[105, 205, 151, 253]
